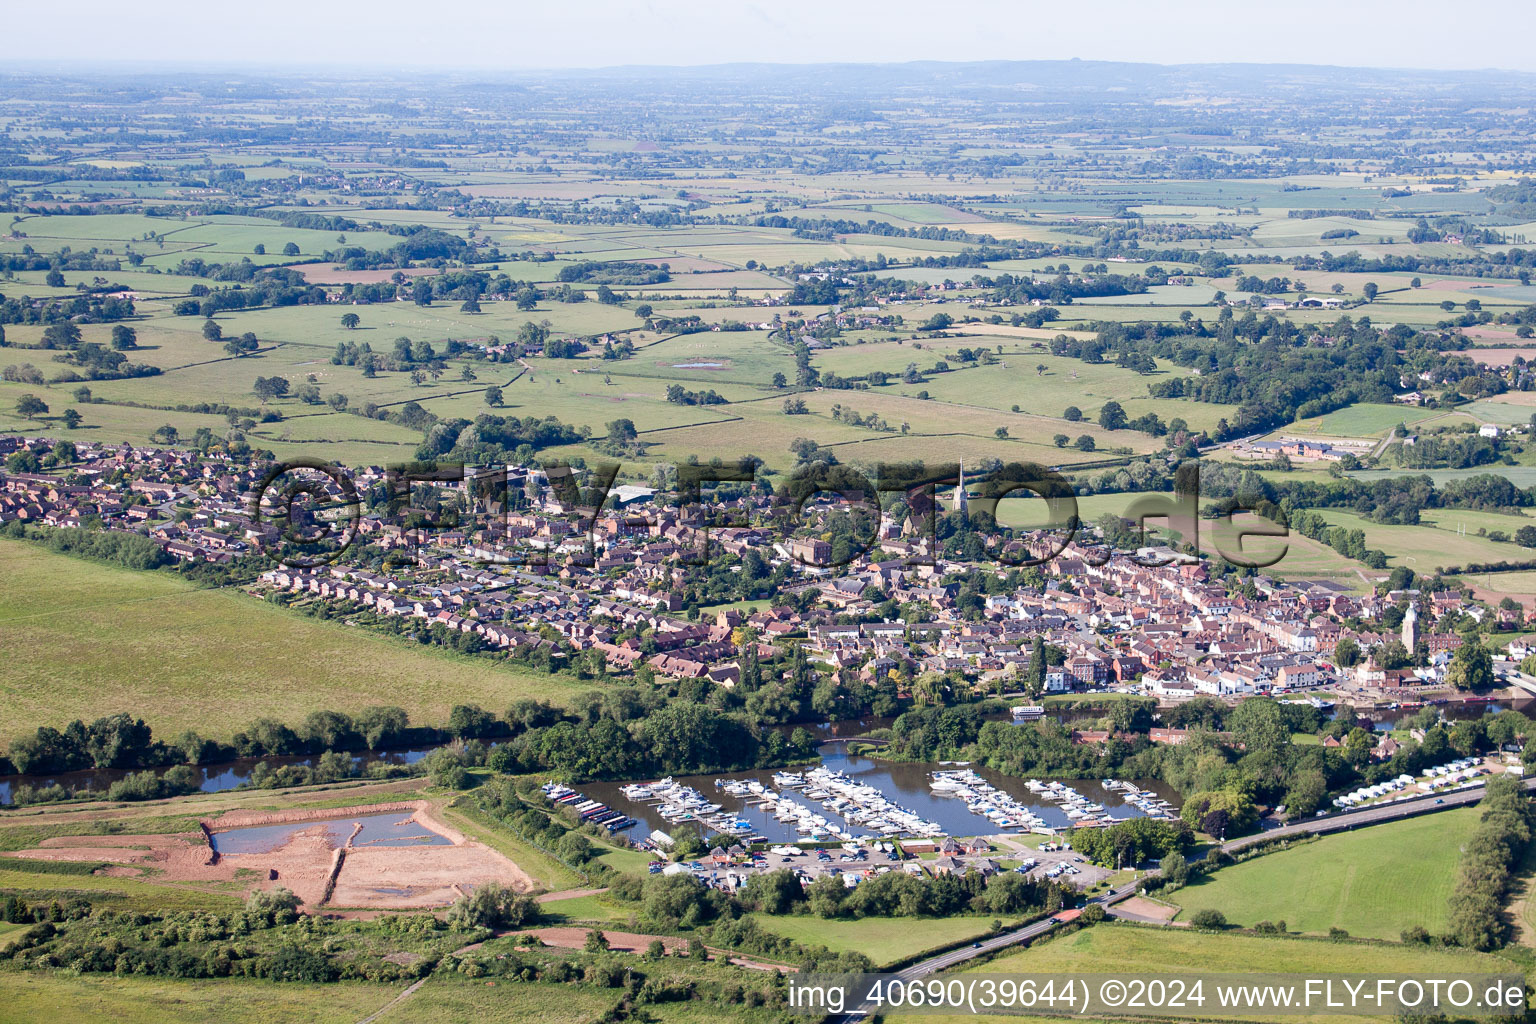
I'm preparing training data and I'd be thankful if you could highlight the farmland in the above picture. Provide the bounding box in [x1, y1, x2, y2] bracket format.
[1166, 808, 1476, 939]
[5, 53, 1536, 1024]
[0, 539, 594, 738]
[0, 975, 395, 1024]
[2, 67, 1533, 478]
[747, 913, 1006, 967]
[912, 925, 1525, 1024]
[1313, 508, 1532, 572]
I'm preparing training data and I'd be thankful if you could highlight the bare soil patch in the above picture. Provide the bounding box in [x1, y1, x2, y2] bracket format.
[210, 801, 530, 910]
[4, 799, 531, 912]
[516, 926, 685, 954]
[1116, 895, 1179, 922]
[15, 832, 225, 879]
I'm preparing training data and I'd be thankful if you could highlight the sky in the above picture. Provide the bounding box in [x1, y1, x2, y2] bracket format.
[5, 0, 1534, 74]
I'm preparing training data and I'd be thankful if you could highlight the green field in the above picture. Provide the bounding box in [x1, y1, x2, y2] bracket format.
[1315, 508, 1529, 571]
[1460, 398, 1536, 426]
[0, 539, 597, 739]
[0, 863, 244, 915]
[855, 350, 1239, 434]
[1287, 403, 1441, 438]
[368, 977, 616, 1024]
[0, 974, 396, 1024]
[907, 925, 1523, 1024]
[747, 913, 1005, 967]
[1166, 808, 1476, 939]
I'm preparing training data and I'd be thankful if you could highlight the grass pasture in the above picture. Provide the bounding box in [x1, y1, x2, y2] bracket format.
[1287, 403, 1440, 438]
[907, 925, 1522, 1024]
[1314, 508, 1529, 571]
[1166, 808, 1476, 939]
[0, 865, 244, 915]
[747, 913, 1006, 967]
[0, 539, 597, 739]
[0, 975, 396, 1024]
[367, 977, 616, 1024]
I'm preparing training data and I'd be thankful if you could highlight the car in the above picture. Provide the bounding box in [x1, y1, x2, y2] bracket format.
[1435, 798, 1444, 804]
[972, 942, 983, 948]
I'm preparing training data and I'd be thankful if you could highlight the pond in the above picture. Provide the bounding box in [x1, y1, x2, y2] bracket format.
[207, 810, 451, 856]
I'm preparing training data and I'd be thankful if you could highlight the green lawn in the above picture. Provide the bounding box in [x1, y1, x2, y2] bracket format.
[1166, 807, 1476, 939]
[592, 844, 656, 875]
[0, 539, 599, 740]
[747, 913, 1005, 967]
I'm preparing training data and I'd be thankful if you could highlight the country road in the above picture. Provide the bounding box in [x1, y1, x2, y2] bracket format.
[831, 774, 1534, 1021]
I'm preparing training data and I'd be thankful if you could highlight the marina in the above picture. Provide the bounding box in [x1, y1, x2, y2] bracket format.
[579, 748, 1181, 846]
[540, 782, 638, 833]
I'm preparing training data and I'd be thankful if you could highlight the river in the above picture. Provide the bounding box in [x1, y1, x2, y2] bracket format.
[1, 698, 1526, 807]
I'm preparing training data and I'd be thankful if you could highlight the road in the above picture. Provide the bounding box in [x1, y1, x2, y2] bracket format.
[1222, 774, 1536, 854]
[831, 774, 1534, 1022]
[831, 890, 1139, 1023]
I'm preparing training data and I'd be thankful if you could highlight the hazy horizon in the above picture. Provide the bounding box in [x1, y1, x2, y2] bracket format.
[5, 0, 1534, 76]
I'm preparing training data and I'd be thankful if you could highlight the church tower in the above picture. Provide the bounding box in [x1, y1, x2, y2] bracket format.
[1401, 600, 1419, 651]
[953, 463, 967, 513]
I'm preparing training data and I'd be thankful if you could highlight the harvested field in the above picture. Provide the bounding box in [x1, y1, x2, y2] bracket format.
[1466, 347, 1536, 367]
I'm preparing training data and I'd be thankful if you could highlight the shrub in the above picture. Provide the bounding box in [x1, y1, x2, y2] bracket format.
[1189, 909, 1226, 930]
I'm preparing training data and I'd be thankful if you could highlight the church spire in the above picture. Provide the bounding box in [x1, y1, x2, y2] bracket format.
[1402, 600, 1418, 651]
